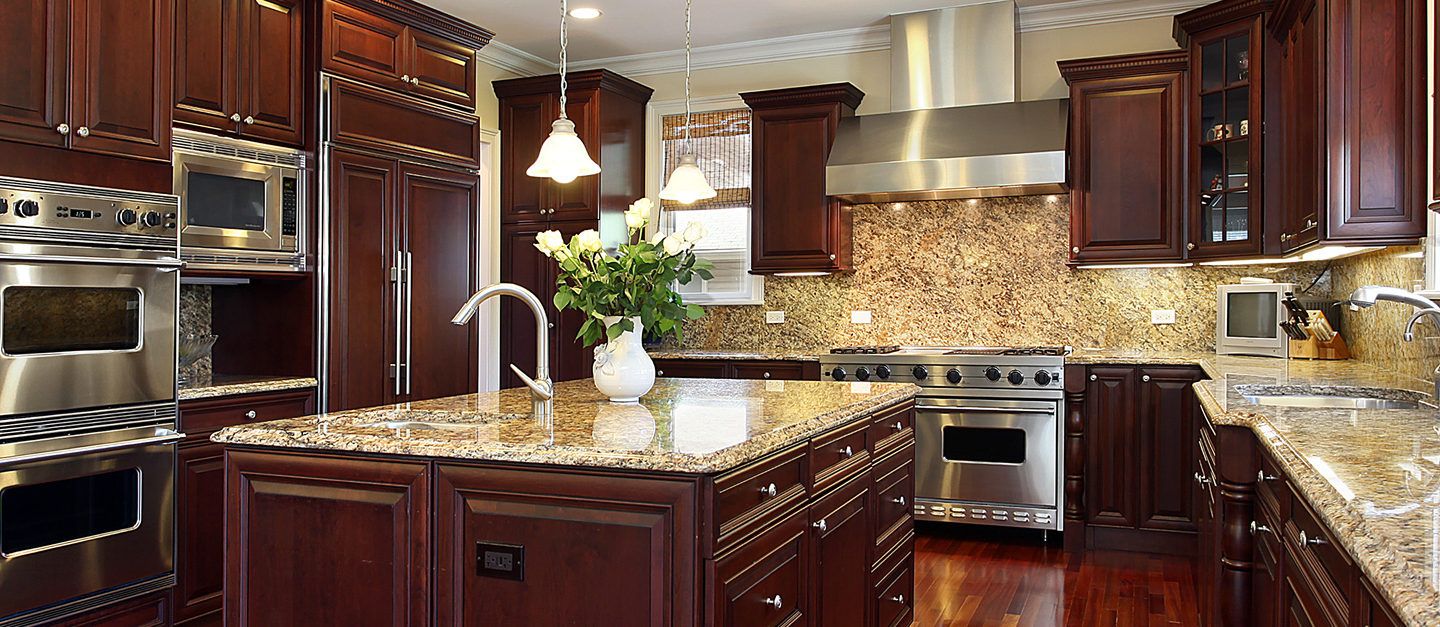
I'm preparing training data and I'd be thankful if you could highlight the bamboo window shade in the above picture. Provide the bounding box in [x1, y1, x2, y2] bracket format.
[660, 108, 752, 211]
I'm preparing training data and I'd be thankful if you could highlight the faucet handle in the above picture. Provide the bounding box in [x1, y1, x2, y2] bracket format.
[509, 364, 554, 400]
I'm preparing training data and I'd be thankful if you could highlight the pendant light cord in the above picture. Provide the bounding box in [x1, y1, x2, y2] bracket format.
[683, 0, 693, 151]
[558, 0, 569, 118]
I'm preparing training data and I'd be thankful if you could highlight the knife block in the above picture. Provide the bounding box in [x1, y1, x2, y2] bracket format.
[1288, 311, 1351, 360]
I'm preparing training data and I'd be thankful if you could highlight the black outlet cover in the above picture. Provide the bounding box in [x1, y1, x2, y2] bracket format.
[476, 542, 524, 581]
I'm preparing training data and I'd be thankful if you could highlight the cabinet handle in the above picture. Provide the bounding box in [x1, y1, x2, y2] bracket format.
[410, 77, 420, 86]
[244, 410, 257, 420]
[760, 482, 777, 498]
[656, 370, 665, 376]
[892, 421, 904, 431]
[1142, 374, 1151, 382]
[243, 116, 254, 125]
[1299, 530, 1327, 547]
[891, 594, 906, 605]
[839, 445, 853, 457]
[76, 126, 89, 137]
[892, 495, 907, 505]
[812, 519, 827, 532]
[1257, 470, 1277, 482]
[762, 371, 771, 379]
[1187, 242, 1196, 251]
[56, 123, 70, 135]
[1251, 521, 1271, 535]
[401, 74, 411, 83]
[230, 113, 242, 122]
[763, 594, 783, 609]
[1089, 374, 1097, 381]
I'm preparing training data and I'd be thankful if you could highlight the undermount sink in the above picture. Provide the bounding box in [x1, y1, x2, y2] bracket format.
[1235, 385, 1431, 411]
[360, 420, 478, 430]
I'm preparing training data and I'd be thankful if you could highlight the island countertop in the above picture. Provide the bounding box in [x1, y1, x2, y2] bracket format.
[212, 377, 918, 474]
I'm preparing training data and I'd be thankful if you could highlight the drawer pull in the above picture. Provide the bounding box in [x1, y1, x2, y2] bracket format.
[840, 445, 854, 457]
[244, 410, 258, 420]
[1142, 374, 1151, 382]
[1300, 530, 1327, 547]
[892, 495, 907, 506]
[760, 482, 777, 498]
[763, 372, 771, 379]
[1250, 521, 1271, 535]
[656, 370, 664, 376]
[1089, 374, 1097, 381]
[892, 421, 904, 431]
[76, 126, 90, 137]
[401, 74, 411, 83]
[812, 519, 827, 532]
[763, 594, 783, 609]
[1257, 470, 1277, 482]
[1194, 471, 1211, 486]
[891, 594, 906, 604]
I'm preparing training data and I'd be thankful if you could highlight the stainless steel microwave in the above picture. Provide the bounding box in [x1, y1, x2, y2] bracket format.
[1216, 282, 1295, 358]
[172, 130, 307, 271]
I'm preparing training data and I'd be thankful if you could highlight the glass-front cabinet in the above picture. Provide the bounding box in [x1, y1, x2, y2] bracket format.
[1186, 15, 1266, 258]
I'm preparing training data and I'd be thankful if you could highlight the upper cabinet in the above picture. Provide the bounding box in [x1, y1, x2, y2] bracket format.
[1061, 51, 1189, 264]
[174, 0, 305, 146]
[740, 83, 864, 275]
[0, 0, 172, 162]
[321, 0, 489, 111]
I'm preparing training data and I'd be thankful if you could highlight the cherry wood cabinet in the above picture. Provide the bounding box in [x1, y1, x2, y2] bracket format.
[498, 219, 594, 389]
[1137, 367, 1200, 533]
[1060, 52, 1189, 264]
[0, 0, 172, 162]
[55, 591, 170, 627]
[1270, 0, 1324, 252]
[653, 358, 821, 381]
[174, 0, 304, 146]
[320, 0, 489, 110]
[740, 83, 863, 275]
[809, 472, 871, 627]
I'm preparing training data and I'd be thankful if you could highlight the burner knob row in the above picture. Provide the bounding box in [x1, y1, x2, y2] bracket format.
[984, 367, 1002, 382]
[945, 368, 962, 384]
[911, 365, 927, 380]
[1006, 370, 1025, 385]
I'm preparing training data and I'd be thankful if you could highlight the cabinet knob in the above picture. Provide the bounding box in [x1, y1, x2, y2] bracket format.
[892, 495, 907, 505]
[230, 113, 242, 122]
[839, 445, 853, 457]
[763, 594, 783, 609]
[1300, 530, 1327, 547]
[244, 410, 258, 419]
[762, 371, 771, 379]
[760, 482, 777, 498]
[1194, 471, 1210, 485]
[1071, 246, 1080, 254]
[1142, 374, 1151, 382]
[410, 77, 420, 86]
[1305, 218, 1317, 229]
[1250, 521, 1271, 535]
[548, 322, 555, 329]
[656, 370, 665, 376]
[75, 126, 89, 137]
[243, 116, 255, 125]
[1186, 242, 1196, 251]
[1089, 374, 1097, 381]
[1281, 233, 1291, 242]
[892, 421, 904, 431]
[812, 519, 827, 532]
[1257, 470, 1277, 482]
[829, 253, 837, 260]
[891, 594, 906, 605]
[401, 74, 411, 83]
[56, 123, 70, 135]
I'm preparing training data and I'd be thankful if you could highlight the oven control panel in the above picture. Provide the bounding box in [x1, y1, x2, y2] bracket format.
[0, 184, 178, 239]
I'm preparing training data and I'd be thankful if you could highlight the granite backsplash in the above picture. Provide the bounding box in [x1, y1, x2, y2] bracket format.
[179, 284, 212, 383]
[1329, 246, 1439, 384]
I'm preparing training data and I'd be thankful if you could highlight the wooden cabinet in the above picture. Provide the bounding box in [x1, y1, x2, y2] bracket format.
[652, 358, 821, 381]
[0, 0, 172, 162]
[1060, 52, 1190, 263]
[1434, 0, 1439, 211]
[711, 508, 810, 627]
[1137, 367, 1199, 532]
[321, 0, 487, 110]
[498, 219, 593, 388]
[740, 84, 863, 275]
[808, 473, 871, 627]
[174, 0, 304, 145]
[1271, 0, 1324, 251]
[57, 591, 170, 627]
[1084, 366, 1139, 529]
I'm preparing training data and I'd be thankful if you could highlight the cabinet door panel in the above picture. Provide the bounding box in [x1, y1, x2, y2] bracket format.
[321, 0, 405, 88]
[69, 0, 171, 161]
[0, 0, 68, 148]
[548, 88, 601, 223]
[1137, 367, 1198, 532]
[405, 29, 475, 110]
[751, 107, 839, 270]
[1085, 366, 1138, 527]
[240, 0, 303, 145]
[173, 0, 236, 133]
[498, 93, 551, 223]
[710, 508, 809, 627]
[326, 150, 399, 411]
[175, 441, 226, 624]
[499, 222, 553, 390]
[548, 220, 598, 383]
[398, 164, 477, 402]
[810, 475, 869, 627]
[1276, 2, 1323, 252]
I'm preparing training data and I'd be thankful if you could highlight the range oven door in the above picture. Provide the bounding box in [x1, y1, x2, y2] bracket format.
[0, 426, 181, 622]
[0, 242, 179, 419]
[174, 151, 297, 253]
[914, 397, 1060, 508]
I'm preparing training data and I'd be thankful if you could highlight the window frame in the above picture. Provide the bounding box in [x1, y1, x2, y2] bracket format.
[645, 95, 764, 306]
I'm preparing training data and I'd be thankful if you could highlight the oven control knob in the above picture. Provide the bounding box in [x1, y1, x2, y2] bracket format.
[945, 368, 962, 384]
[911, 365, 928, 380]
[0, 198, 8, 214]
[985, 366, 1002, 382]
[1034, 370, 1053, 386]
[875, 365, 891, 380]
[116, 208, 138, 226]
[14, 199, 39, 218]
[855, 366, 871, 381]
[140, 211, 163, 227]
[830, 367, 847, 381]
[1007, 370, 1025, 385]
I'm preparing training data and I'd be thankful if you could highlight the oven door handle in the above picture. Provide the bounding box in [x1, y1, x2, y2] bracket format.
[0, 252, 184, 270]
[916, 404, 1056, 415]
[0, 431, 185, 469]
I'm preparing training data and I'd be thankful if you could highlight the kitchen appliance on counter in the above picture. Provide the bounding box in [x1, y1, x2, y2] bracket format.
[820, 346, 1067, 533]
[0, 177, 182, 626]
[1216, 282, 1296, 358]
[172, 129, 307, 272]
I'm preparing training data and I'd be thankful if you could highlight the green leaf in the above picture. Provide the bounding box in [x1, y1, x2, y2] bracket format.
[605, 322, 624, 341]
[685, 304, 705, 319]
[553, 289, 572, 310]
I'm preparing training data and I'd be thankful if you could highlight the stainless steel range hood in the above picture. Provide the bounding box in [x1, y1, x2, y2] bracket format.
[826, 2, 1069, 202]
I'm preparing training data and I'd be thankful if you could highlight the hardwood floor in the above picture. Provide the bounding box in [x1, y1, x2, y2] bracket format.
[914, 525, 1200, 627]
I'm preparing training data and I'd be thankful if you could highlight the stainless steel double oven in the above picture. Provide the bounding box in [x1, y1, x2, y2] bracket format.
[0, 177, 182, 625]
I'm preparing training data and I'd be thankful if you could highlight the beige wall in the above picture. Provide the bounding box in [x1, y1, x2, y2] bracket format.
[475, 62, 521, 130]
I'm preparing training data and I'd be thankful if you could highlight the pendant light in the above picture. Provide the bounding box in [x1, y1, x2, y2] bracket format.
[527, 0, 601, 184]
[658, 0, 717, 204]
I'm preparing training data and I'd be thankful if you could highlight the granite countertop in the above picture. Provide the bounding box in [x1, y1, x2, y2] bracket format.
[648, 348, 822, 362]
[179, 375, 318, 401]
[1077, 349, 1440, 626]
[212, 377, 917, 474]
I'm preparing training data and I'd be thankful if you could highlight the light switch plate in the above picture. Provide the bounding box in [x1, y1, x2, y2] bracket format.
[1151, 309, 1177, 325]
[851, 310, 873, 324]
[765, 310, 785, 324]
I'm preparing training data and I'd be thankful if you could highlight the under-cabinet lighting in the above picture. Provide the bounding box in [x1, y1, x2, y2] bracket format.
[1073, 263, 1194, 270]
[1196, 245, 1384, 266]
[772, 271, 832, 277]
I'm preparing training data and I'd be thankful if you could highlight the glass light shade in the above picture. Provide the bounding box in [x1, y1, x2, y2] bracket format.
[526, 117, 600, 184]
[658, 153, 717, 204]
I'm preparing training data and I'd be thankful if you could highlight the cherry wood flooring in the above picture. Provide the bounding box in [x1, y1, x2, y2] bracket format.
[913, 525, 1200, 627]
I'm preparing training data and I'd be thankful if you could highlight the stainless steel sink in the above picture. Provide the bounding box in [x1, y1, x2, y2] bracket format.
[360, 420, 476, 430]
[1235, 384, 1430, 410]
[1240, 395, 1422, 410]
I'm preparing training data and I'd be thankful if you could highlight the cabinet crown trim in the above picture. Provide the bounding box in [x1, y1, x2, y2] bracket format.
[1173, 0, 1272, 45]
[492, 69, 654, 103]
[1058, 50, 1190, 83]
[331, 0, 495, 50]
[740, 82, 866, 110]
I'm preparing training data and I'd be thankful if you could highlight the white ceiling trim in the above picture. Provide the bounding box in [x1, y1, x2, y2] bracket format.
[476, 40, 556, 76]
[1020, 0, 1210, 32]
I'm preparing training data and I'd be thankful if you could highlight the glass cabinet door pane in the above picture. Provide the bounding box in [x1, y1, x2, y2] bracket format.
[1225, 191, 1250, 241]
[1201, 145, 1225, 192]
[1204, 193, 1226, 243]
[1225, 87, 1250, 136]
[1201, 92, 1225, 142]
[1225, 35, 1251, 84]
[1225, 140, 1249, 190]
[1202, 42, 1225, 91]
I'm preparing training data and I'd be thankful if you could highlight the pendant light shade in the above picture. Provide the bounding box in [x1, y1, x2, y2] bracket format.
[528, 0, 599, 184]
[659, 153, 717, 203]
[526, 118, 600, 184]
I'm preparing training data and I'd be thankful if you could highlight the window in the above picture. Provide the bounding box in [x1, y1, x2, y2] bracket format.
[651, 102, 763, 305]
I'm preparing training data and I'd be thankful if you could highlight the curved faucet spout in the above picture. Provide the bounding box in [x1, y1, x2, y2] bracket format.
[452, 283, 552, 419]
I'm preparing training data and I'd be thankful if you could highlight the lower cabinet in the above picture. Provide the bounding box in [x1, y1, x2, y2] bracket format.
[653, 358, 821, 381]
[55, 592, 169, 627]
[809, 471, 871, 627]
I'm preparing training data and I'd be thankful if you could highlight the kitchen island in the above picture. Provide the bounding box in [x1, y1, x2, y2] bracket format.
[213, 377, 918, 626]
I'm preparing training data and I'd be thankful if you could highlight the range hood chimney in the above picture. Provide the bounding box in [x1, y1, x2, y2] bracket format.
[826, 2, 1069, 202]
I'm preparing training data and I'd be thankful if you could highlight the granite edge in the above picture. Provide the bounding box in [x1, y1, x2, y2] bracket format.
[179, 377, 319, 401]
[648, 349, 822, 362]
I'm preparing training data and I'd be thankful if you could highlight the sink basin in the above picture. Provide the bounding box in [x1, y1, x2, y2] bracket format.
[1235, 385, 1430, 411]
[360, 420, 477, 430]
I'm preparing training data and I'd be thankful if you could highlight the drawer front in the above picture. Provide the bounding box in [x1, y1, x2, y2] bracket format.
[1287, 487, 1353, 619]
[870, 403, 914, 458]
[714, 445, 807, 549]
[653, 358, 729, 379]
[873, 547, 914, 627]
[809, 419, 871, 494]
[872, 443, 914, 561]
[328, 78, 481, 168]
[731, 361, 808, 381]
[712, 509, 808, 627]
[1256, 449, 1289, 516]
[181, 388, 316, 436]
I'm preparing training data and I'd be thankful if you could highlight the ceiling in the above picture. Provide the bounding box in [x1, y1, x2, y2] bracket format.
[424, 0, 1081, 63]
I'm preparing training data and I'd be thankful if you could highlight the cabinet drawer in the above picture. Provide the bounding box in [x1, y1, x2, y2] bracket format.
[870, 403, 914, 458]
[713, 444, 807, 552]
[873, 549, 914, 627]
[872, 442, 914, 562]
[1256, 449, 1289, 517]
[61, 590, 169, 626]
[731, 361, 807, 381]
[653, 359, 728, 379]
[328, 78, 481, 168]
[1287, 487, 1353, 619]
[809, 419, 870, 494]
[181, 388, 315, 436]
[711, 508, 808, 627]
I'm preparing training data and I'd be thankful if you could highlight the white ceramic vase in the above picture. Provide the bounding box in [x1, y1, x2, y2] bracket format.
[592, 316, 656, 403]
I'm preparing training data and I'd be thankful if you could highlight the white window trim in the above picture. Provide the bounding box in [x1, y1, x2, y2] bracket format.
[645, 94, 764, 305]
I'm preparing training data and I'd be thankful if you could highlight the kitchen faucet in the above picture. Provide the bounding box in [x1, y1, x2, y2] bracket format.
[451, 283, 553, 420]
[1346, 285, 1440, 399]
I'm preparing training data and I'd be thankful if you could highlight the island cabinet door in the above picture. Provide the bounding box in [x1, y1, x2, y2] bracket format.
[224, 451, 430, 627]
[808, 472, 871, 627]
[708, 507, 810, 627]
[434, 464, 700, 626]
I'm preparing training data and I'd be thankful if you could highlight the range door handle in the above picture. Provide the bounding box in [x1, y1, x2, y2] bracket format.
[0, 431, 185, 469]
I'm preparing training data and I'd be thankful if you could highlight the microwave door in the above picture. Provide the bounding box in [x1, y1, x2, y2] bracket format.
[177, 155, 285, 251]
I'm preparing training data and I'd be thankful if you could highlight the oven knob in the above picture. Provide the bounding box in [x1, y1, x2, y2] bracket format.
[946, 368, 962, 384]
[1034, 370, 1053, 386]
[855, 366, 871, 381]
[1007, 370, 1025, 385]
[985, 366, 1002, 382]
[911, 365, 928, 380]
[830, 367, 847, 381]
[875, 365, 891, 380]
[140, 211, 163, 227]
[116, 208, 138, 226]
[0, 198, 8, 214]
[14, 199, 39, 218]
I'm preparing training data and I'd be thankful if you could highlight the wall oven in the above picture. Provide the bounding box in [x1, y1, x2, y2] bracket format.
[172, 129, 307, 272]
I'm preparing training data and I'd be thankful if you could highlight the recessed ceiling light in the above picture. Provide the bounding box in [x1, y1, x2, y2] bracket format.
[569, 7, 602, 19]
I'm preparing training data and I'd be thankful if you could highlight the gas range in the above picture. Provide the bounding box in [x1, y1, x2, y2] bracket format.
[819, 345, 1068, 399]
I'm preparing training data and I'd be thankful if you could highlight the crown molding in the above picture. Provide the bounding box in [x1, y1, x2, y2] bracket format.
[1021, 0, 1212, 32]
[476, 40, 556, 77]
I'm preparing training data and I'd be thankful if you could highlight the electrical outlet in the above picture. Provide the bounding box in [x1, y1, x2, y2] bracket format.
[476, 542, 524, 581]
[765, 310, 785, 324]
[1151, 309, 1177, 325]
[851, 310, 873, 324]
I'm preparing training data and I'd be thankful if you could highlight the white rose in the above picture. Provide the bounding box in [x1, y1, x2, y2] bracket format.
[625, 209, 647, 230]
[628, 197, 654, 214]
[682, 221, 708, 244]
[575, 229, 604, 253]
[533, 230, 565, 256]
[662, 234, 686, 256]
[649, 230, 666, 245]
